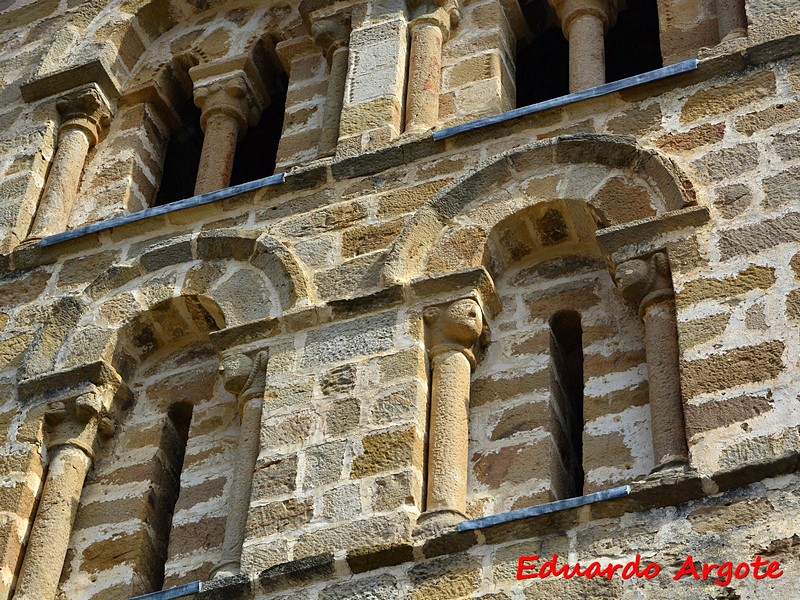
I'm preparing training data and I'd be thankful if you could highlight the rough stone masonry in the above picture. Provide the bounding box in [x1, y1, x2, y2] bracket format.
[0, 0, 799, 598]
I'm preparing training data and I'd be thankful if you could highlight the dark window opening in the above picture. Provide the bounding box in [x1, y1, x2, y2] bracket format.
[230, 75, 288, 187]
[154, 98, 202, 206]
[604, 0, 662, 83]
[147, 402, 192, 592]
[549, 310, 584, 500]
[516, 0, 662, 108]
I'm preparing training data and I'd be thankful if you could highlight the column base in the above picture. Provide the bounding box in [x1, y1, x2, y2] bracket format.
[413, 508, 468, 538]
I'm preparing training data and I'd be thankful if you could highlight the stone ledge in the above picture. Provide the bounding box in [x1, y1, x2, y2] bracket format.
[208, 267, 499, 353]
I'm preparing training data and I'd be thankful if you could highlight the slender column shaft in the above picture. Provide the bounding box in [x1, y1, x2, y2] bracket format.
[642, 300, 688, 467]
[715, 0, 747, 42]
[13, 445, 91, 600]
[426, 349, 471, 515]
[567, 13, 606, 92]
[318, 45, 350, 157]
[28, 127, 91, 238]
[405, 22, 444, 133]
[194, 112, 240, 196]
[216, 396, 262, 574]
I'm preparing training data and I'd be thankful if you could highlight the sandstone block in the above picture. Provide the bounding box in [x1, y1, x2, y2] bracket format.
[679, 264, 775, 305]
[245, 498, 314, 538]
[681, 340, 784, 398]
[681, 71, 776, 123]
[351, 426, 421, 478]
[303, 440, 346, 489]
[300, 312, 396, 367]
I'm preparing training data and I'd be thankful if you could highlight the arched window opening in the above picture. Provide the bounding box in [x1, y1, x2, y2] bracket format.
[154, 97, 203, 206]
[148, 402, 193, 591]
[516, 1, 568, 107]
[549, 310, 584, 500]
[230, 74, 288, 186]
[604, 0, 662, 83]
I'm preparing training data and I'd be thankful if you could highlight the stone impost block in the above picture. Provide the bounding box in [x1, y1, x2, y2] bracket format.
[21, 58, 121, 104]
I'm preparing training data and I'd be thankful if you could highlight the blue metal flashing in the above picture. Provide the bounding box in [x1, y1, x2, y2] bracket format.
[40, 172, 286, 247]
[128, 581, 201, 600]
[433, 59, 698, 141]
[457, 485, 631, 532]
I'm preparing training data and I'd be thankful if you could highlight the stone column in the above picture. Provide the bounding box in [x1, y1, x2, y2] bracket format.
[13, 393, 113, 600]
[312, 16, 351, 157]
[192, 74, 260, 196]
[28, 85, 111, 239]
[418, 299, 484, 528]
[549, 0, 619, 92]
[213, 351, 268, 578]
[615, 252, 689, 471]
[714, 0, 747, 42]
[405, 0, 459, 134]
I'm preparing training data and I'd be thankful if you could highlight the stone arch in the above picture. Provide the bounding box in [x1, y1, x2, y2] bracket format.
[42, 230, 313, 376]
[57, 292, 241, 597]
[70, 0, 303, 224]
[466, 200, 655, 515]
[382, 133, 696, 285]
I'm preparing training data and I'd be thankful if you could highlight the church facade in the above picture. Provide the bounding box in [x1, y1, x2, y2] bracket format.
[0, 0, 799, 598]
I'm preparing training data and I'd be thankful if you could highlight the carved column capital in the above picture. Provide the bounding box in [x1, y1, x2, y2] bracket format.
[424, 298, 484, 368]
[55, 84, 112, 145]
[615, 251, 674, 318]
[193, 73, 261, 136]
[409, 0, 460, 39]
[43, 390, 117, 460]
[548, 0, 620, 35]
[310, 13, 352, 62]
[220, 351, 269, 415]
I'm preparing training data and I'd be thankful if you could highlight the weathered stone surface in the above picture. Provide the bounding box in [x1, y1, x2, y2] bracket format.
[247, 497, 314, 539]
[319, 573, 400, 600]
[300, 312, 396, 367]
[681, 341, 784, 398]
[713, 183, 753, 219]
[409, 553, 482, 600]
[679, 265, 775, 305]
[718, 212, 800, 259]
[351, 427, 421, 478]
[685, 394, 774, 438]
[690, 143, 759, 182]
[303, 441, 346, 488]
[681, 70, 776, 122]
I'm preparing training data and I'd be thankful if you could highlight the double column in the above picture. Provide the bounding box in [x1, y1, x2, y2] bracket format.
[213, 351, 268, 578]
[549, 0, 619, 92]
[614, 252, 689, 472]
[191, 69, 264, 196]
[418, 299, 484, 528]
[311, 15, 351, 157]
[13, 392, 114, 600]
[405, 0, 459, 134]
[28, 84, 111, 239]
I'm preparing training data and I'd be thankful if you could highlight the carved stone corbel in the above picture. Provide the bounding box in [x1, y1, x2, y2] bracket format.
[28, 84, 111, 239]
[212, 350, 269, 578]
[418, 298, 485, 529]
[614, 251, 689, 472]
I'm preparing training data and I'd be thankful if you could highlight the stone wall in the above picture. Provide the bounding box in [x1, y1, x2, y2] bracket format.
[0, 0, 799, 598]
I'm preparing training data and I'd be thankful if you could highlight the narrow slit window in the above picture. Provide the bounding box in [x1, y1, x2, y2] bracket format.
[147, 402, 193, 592]
[549, 310, 584, 500]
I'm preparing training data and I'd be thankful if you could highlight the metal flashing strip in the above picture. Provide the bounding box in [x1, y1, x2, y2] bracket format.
[40, 172, 286, 247]
[457, 485, 631, 532]
[128, 581, 201, 600]
[433, 59, 698, 141]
